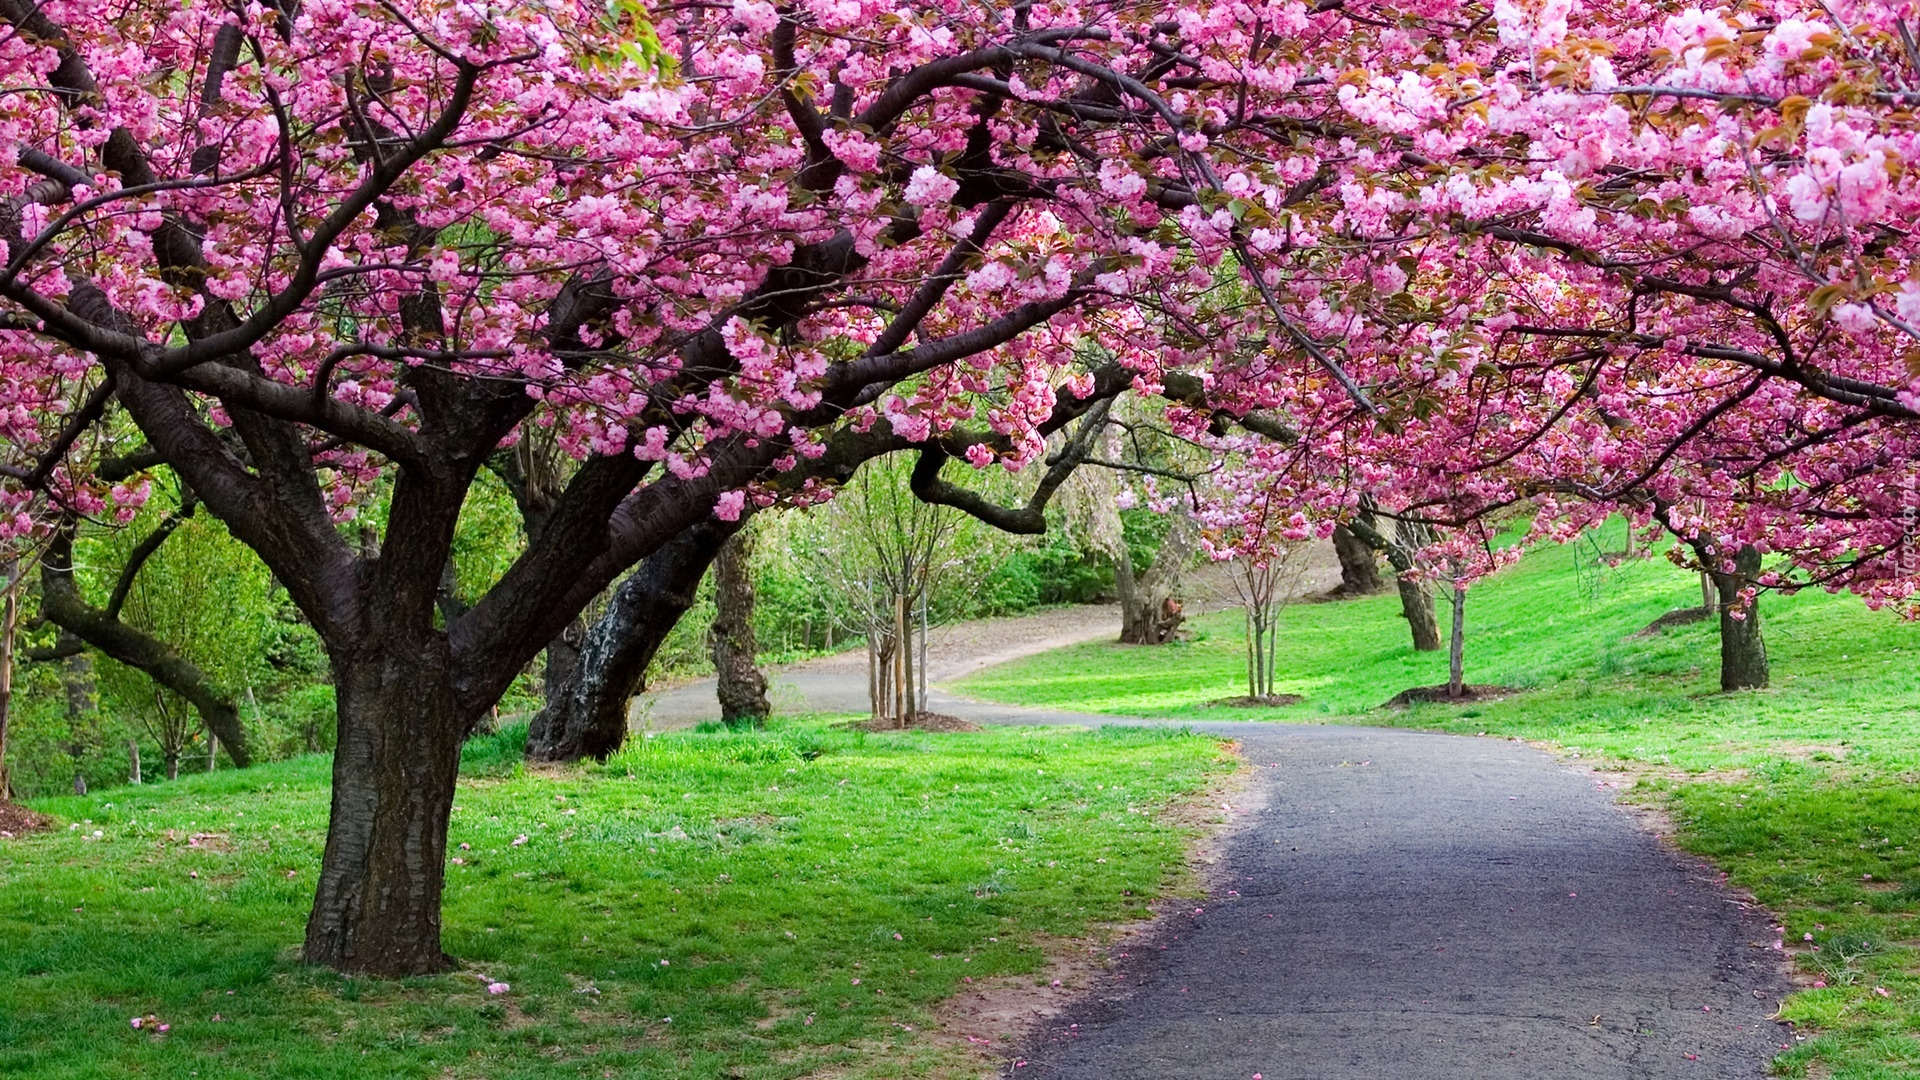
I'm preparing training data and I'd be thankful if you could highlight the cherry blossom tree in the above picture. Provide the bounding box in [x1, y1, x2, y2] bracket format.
[10, 0, 1920, 980]
[1191, 3, 1920, 687]
[0, 0, 1411, 974]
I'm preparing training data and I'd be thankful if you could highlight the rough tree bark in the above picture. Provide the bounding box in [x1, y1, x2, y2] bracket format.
[303, 630, 468, 975]
[1343, 515, 1441, 651]
[1331, 521, 1386, 596]
[1712, 545, 1769, 691]
[539, 618, 584, 725]
[1392, 521, 1443, 652]
[526, 520, 742, 761]
[1396, 576, 1441, 651]
[711, 532, 770, 728]
[1116, 514, 1194, 644]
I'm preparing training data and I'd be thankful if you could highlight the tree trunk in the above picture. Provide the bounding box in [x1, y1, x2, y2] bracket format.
[0, 561, 18, 803]
[1118, 515, 1194, 644]
[1701, 571, 1717, 614]
[527, 521, 737, 762]
[1244, 607, 1256, 698]
[1392, 520, 1442, 652]
[894, 593, 911, 726]
[1396, 575, 1441, 651]
[1112, 544, 1139, 627]
[530, 619, 585, 737]
[1331, 522, 1386, 595]
[164, 751, 180, 782]
[1712, 545, 1768, 691]
[711, 533, 770, 728]
[303, 641, 469, 975]
[870, 633, 894, 721]
[1447, 586, 1466, 698]
[1343, 513, 1442, 651]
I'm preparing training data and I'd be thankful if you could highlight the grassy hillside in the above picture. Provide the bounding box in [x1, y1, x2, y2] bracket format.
[958, 529, 1920, 1079]
[958, 531, 1920, 772]
[0, 723, 1230, 1079]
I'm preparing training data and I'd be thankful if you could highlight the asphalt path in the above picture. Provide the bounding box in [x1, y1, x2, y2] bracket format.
[1008, 721, 1791, 1080]
[639, 626, 1791, 1078]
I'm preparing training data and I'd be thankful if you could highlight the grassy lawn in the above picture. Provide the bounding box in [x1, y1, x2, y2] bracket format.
[0, 722, 1232, 1079]
[957, 529, 1920, 1079]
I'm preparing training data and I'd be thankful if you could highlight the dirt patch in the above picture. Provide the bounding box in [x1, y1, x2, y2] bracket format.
[1380, 684, 1520, 708]
[926, 933, 1118, 1062]
[0, 802, 53, 838]
[844, 712, 983, 733]
[1634, 605, 1715, 637]
[1204, 694, 1304, 709]
[1301, 582, 1392, 604]
[924, 737, 1254, 1072]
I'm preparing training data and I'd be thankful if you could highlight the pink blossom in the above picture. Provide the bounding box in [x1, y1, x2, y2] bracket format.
[902, 166, 959, 208]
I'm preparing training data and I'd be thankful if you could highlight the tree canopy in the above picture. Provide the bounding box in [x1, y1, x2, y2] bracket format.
[1, 0, 1917, 973]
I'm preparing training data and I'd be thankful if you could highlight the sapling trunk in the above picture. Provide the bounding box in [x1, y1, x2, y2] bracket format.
[1266, 602, 1280, 696]
[0, 564, 18, 802]
[1448, 586, 1467, 699]
[894, 594, 910, 727]
[1244, 607, 1256, 697]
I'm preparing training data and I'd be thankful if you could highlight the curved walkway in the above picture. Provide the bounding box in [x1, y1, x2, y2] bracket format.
[639, 574, 1789, 1076]
[1006, 720, 1790, 1079]
[646, 684, 1792, 1077]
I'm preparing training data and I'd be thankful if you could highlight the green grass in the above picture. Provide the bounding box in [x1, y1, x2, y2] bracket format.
[957, 526, 1920, 1078]
[0, 720, 1231, 1079]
